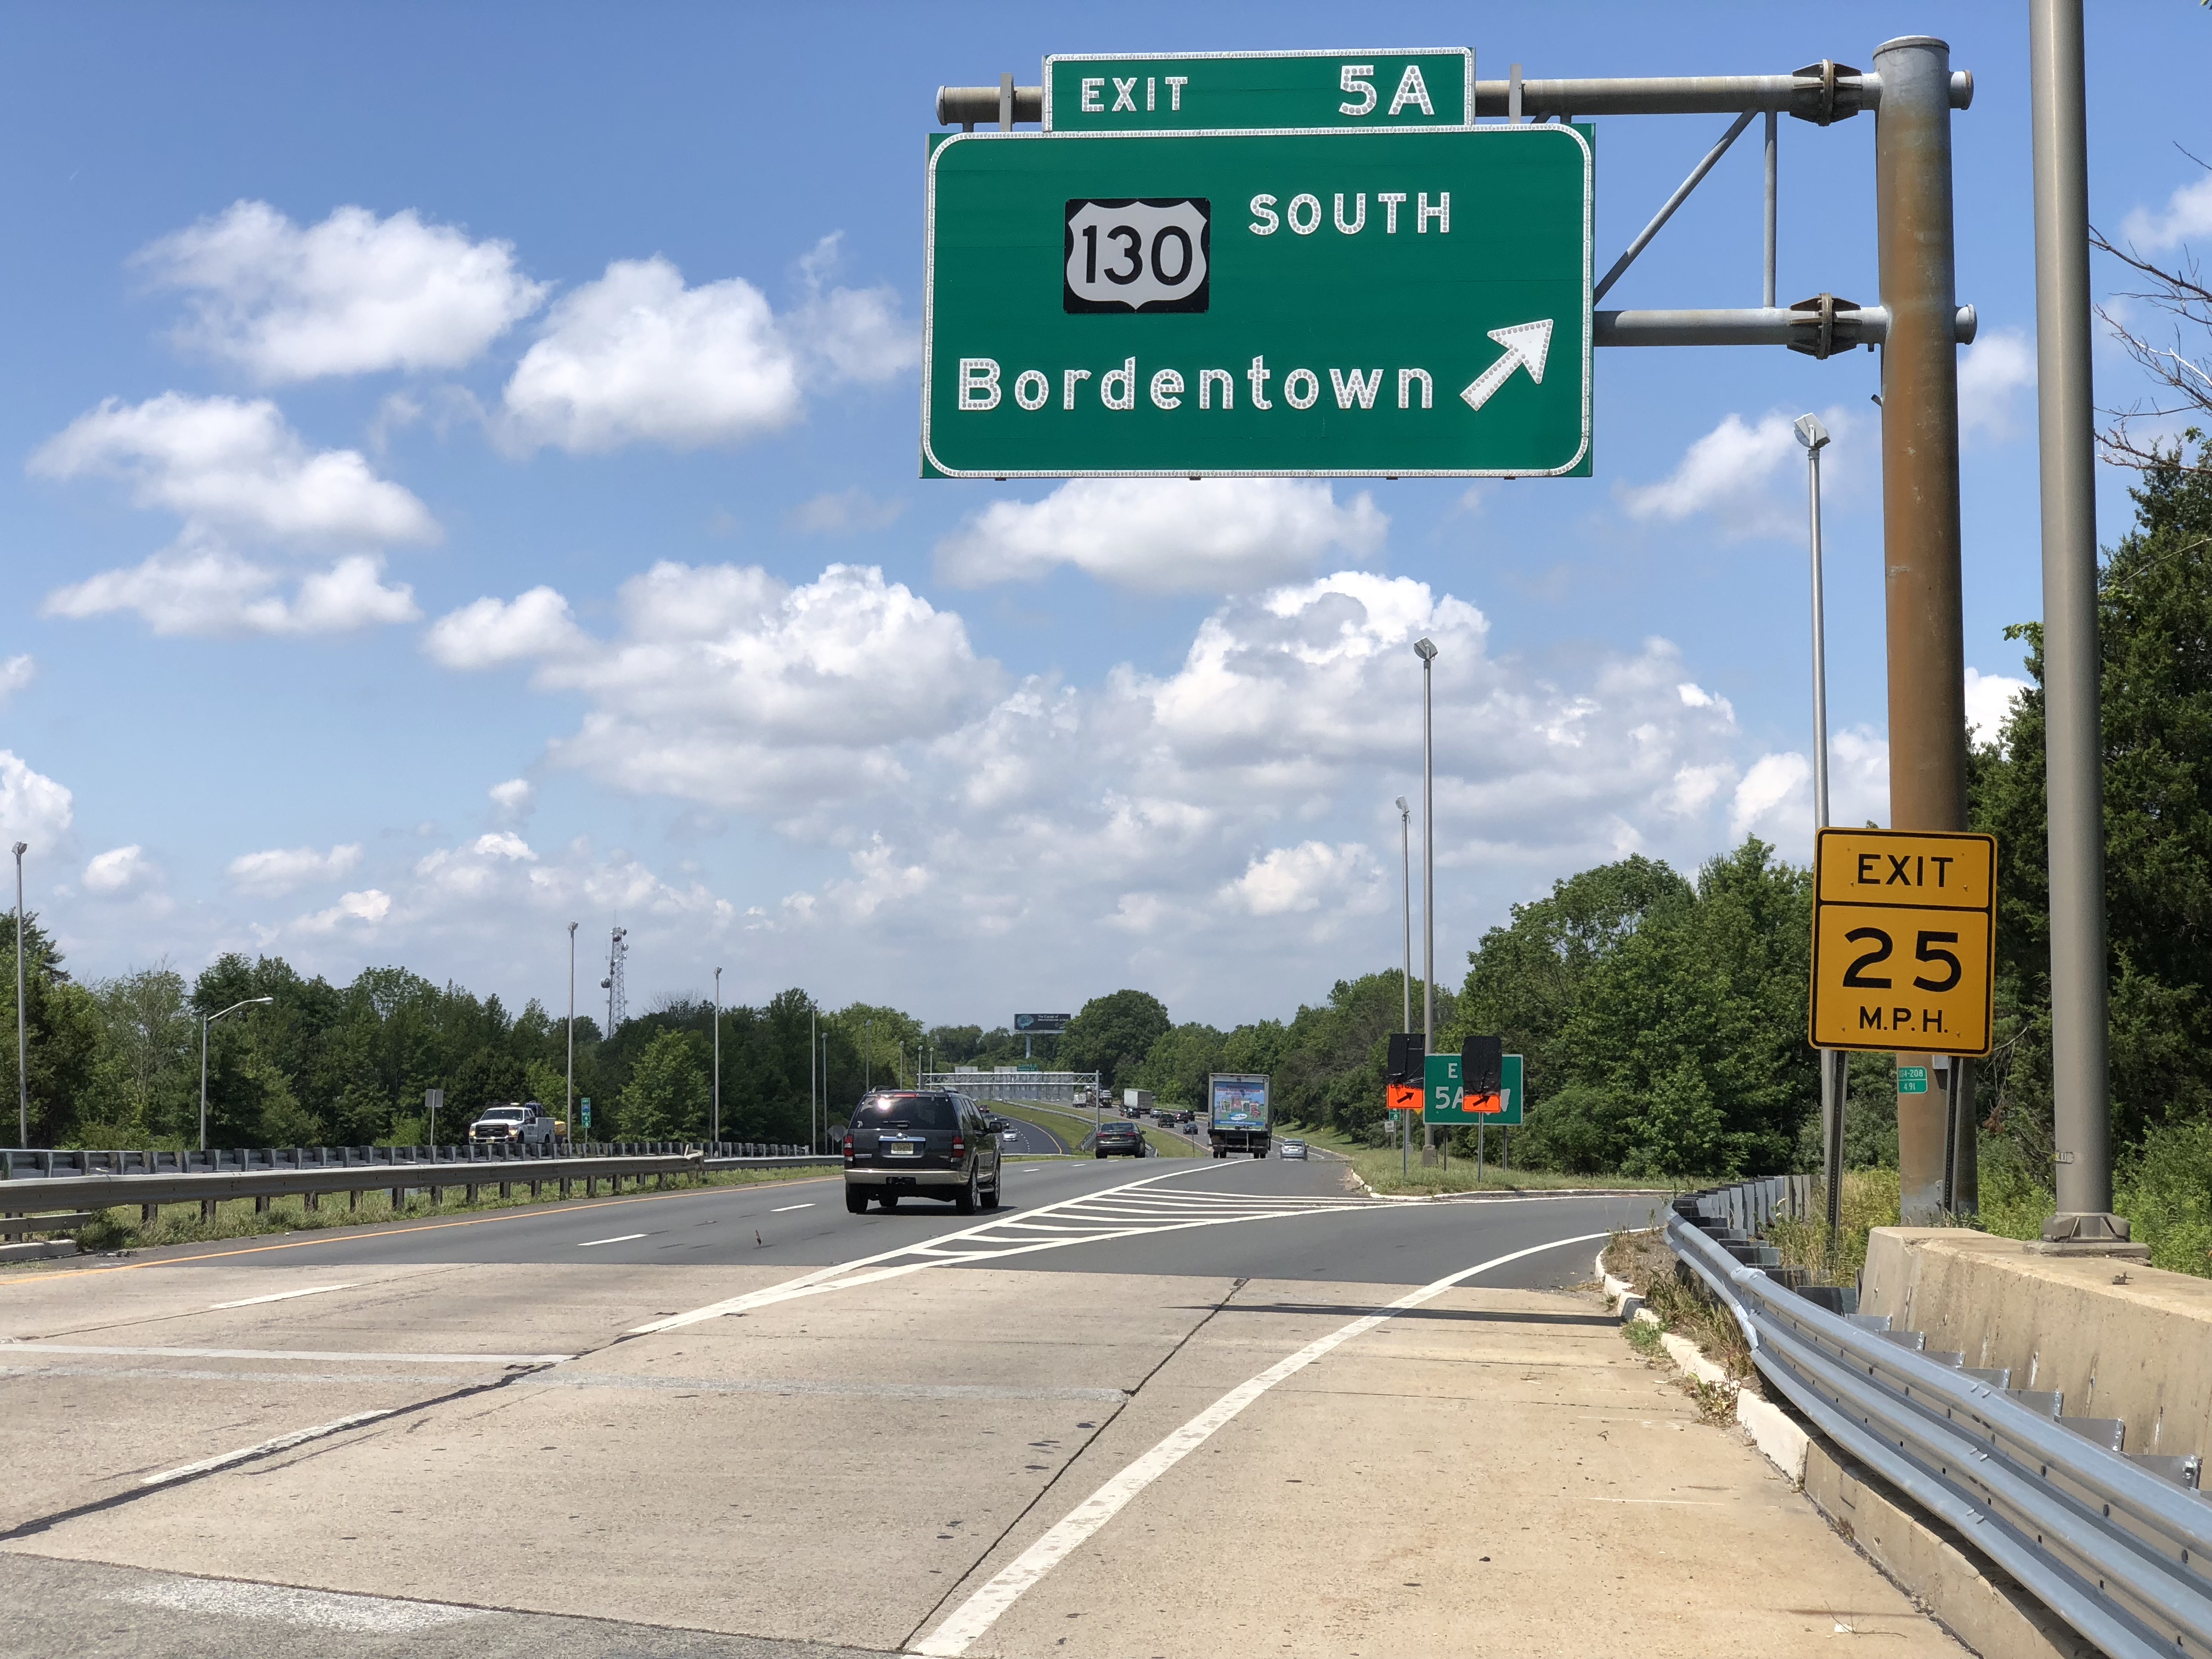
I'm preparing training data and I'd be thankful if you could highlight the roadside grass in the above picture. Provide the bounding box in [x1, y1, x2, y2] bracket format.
[1603, 1227, 1761, 1392]
[44, 1162, 834, 1259]
[1285, 1124, 1677, 1198]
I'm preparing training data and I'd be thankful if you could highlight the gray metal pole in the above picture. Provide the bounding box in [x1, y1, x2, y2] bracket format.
[1798, 417, 1849, 1255]
[566, 922, 576, 1143]
[810, 1012, 817, 1152]
[1872, 35, 1968, 1226]
[712, 967, 721, 1147]
[12, 842, 25, 1147]
[2030, 0, 2116, 1238]
[1397, 797, 1412, 1031]
[1763, 112, 1778, 307]
[1415, 639, 1438, 1161]
[198, 1013, 208, 1153]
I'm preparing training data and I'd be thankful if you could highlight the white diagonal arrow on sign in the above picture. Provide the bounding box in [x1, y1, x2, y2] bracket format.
[1458, 319, 1555, 412]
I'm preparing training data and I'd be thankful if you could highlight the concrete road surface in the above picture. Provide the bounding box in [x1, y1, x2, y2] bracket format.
[0, 1158, 1962, 1658]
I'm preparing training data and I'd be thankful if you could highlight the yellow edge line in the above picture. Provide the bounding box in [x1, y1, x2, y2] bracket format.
[2, 1170, 844, 1285]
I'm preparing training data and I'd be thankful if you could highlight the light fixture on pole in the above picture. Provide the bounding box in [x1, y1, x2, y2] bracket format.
[12, 842, 26, 1148]
[1794, 413, 1850, 1250]
[712, 966, 722, 1148]
[1413, 637, 1440, 1164]
[198, 997, 274, 1152]
[566, 922, 577, 1144]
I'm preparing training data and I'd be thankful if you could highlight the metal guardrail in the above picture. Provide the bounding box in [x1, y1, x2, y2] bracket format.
[1666, 1194, 2212, 1659]
[2, 1141, 810, 1179]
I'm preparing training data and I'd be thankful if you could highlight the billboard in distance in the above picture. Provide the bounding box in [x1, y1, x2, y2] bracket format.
[1014, 1013, 1071, 1034]
[1209, 1073, 1271, 1129]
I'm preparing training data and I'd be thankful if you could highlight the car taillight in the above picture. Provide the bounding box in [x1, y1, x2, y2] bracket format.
[842, 1133, 854, 1159]
[951, 1135, 965, 1158]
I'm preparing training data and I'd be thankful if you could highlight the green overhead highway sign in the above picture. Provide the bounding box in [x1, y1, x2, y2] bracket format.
[1045, 49, 1475, 132]
[923, 124, 1592, 478]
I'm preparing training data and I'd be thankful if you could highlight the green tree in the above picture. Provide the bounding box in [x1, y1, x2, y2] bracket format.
[617, 1028, 709, 1139]
[1062, 990, 1172, 1090]
[1137, 1023, 1224, 1105]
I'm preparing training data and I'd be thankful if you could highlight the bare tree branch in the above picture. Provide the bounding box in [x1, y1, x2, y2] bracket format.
[2089, 151, 2212, 472]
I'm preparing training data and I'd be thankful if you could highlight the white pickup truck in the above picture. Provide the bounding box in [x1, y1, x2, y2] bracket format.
[467, 1101, 560, 1149]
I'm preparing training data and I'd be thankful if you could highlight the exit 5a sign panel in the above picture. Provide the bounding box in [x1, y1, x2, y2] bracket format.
[922, 125, 1592, 478]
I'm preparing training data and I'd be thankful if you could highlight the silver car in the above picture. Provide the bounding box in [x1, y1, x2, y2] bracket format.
[1279, 1138, 1308, 1160]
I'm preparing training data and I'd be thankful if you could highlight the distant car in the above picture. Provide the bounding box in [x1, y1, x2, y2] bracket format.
[469, 1102, 558, 1148]
[843, 1090, 1002, 1215]
[1093, 1121, 1146, 1158]
[1177, 1111, 1197, 1126]
[1279, 1138, 1308, 1160]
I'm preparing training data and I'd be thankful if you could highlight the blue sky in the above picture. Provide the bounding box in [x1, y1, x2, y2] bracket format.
[1, 2, 2204, 1029]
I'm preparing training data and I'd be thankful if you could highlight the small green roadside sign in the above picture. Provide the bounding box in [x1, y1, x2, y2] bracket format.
[1045, 49, 1475, 132]
[922, 123, 1592, 478]
[1424, 1053, 1523, 1127]
[1896, 1065, 1929, 1094]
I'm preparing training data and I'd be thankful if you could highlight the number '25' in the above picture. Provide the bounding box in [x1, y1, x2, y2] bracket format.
[1841, 928, 1961, 992]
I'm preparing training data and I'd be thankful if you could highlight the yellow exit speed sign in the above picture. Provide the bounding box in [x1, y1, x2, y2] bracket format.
[1809, 828, 1997, 1057]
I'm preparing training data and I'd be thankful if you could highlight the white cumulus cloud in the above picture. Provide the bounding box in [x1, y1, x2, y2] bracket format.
[1222, 840, 1383, 919]
[31, 393, 438, 548]
[1959, 330, 2036, 442]
[0, 656, 33, 707]
[422, 585, 585, 669]
[2120, 166, 2212, 253]
[499, 257, 802, 453]
[137, 200, 546, 381]
[488, 778, 535, 822]
[0, 751, 74, 848]
[227, 843, 365, 898]
[292, 888, 393, 934]
[1619, 411, 1804, 537]
[789, 233, 920, 385]
[1965, 666, 2032, 747]
[937, 478, 1387, 592]
[83, 844, 159, 896]
[44, 551, 419, 637]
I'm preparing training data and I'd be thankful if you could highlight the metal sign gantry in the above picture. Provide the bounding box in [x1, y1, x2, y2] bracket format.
[934, 41, 1980, 1228]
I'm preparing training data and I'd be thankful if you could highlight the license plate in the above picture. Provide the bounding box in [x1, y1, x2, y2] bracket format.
[882, 1141, 920, 1158]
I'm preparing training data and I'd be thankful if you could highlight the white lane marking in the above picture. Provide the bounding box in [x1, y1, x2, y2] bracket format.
[111, 1576, 486, 1633]
[533, 1372, 1127, 1403]
[910, 1229, 1612, 1657]
[142, 1408, 403, 1486]
[204, 1283, 361, 1311]
[628, 1162, 1228, 1334]
[577, 1232, 647, 1248]
[770, 1203, 814, 1213]
[0, 1342, 571, 1364]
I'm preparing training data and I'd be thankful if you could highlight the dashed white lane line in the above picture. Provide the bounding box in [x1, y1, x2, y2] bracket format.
[204, 1283, 360, 1311]
[577, 1233, 648, 1248]
[141, 1408, 405, 1486]
[770, 1203, 814, 1213]
[909, 1229, 1614, 1657]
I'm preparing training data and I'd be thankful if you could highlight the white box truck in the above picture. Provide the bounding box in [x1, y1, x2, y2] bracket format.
[1207, 1073, 1272, 1158]
[1122, 1088, 1155, 1116]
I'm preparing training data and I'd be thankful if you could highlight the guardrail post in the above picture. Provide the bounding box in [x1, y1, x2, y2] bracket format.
[200, 1198, 216, 1222]
[141, 1203, 156, 1226]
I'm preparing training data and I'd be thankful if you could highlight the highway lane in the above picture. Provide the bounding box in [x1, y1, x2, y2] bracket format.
[0, 1158, 1959, 1659]
[991, 1114, 1068, 1155]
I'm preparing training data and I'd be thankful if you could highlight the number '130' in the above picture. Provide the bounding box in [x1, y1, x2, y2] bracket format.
[1841, 928, 1961, 992]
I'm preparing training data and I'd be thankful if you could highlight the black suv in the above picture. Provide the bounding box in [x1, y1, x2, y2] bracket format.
[844, 1091, 1002, 1214]
[1093, 1121, 1147, 1158]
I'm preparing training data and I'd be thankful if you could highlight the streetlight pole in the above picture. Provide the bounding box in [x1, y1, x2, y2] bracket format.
[12, 842, 26, 1147]
[1413, 637, 1439, 1164]
[2031, 0, 2122, 1246]
[198, 997, 273, 1152]
[1796, 414, 1849, 1253]
[810, 1011, 818, 1153]
[566, 922, 577, 1144]
[1396, 795, 1412, 1176]
[712, 967, 722, 1148]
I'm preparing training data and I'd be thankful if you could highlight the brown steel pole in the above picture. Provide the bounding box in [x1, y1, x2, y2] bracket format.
[1873, 37, 1968, 1224]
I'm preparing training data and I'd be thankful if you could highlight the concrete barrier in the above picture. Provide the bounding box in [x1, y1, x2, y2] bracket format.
[1860, 1227, 2212, 1463]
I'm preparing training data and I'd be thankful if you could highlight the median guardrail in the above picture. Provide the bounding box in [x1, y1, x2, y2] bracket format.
[1666, 1191, 2212, 1659]
[2, 1140, 811, 1179]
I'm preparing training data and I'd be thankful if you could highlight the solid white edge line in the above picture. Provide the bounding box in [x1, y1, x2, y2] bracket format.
[203, 1283, 361, 1311]
[769, 1204, 815, 1213]
[909, 1228, 1615, 1658]
[141, 1407, 402, 1486]
[0, 1343, 573, 1364]
[577, 1233, 648, 1248]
